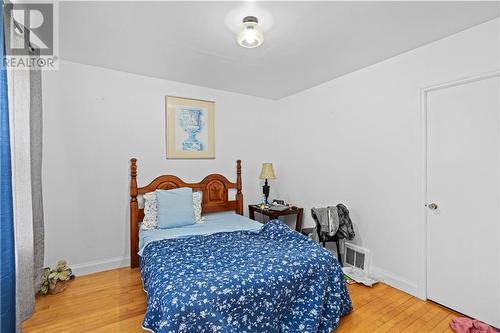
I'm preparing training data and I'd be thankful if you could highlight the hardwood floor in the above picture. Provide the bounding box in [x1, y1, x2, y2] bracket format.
[337, 282, 459, 333]
[22, 267, 459, 333]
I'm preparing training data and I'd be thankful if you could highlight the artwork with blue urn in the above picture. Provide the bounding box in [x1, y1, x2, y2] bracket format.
[166, 96, 215, 159]
[177, 106, 206, 151]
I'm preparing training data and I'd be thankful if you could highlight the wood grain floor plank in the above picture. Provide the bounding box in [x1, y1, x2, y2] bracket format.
[22, 268, 460, 333]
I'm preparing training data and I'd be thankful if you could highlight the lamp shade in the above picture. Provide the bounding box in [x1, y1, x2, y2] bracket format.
[259, 163, 276, 180]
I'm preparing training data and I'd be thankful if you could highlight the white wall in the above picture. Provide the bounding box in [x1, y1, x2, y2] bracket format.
[42, 61, 279, 275]
[274, 18, 499, 296]
[42, 18, 499, 295]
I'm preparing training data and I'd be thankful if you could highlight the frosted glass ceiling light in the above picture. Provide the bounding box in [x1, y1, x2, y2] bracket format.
[237, 16, 263, 48]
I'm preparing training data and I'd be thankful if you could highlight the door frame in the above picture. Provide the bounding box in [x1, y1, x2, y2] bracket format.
[417, 70, 500, 300]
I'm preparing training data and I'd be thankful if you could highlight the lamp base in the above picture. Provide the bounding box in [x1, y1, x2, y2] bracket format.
[262, 179, 270, 204]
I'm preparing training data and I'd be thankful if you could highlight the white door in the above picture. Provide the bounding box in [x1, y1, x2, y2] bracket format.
[426, 74, 500, 328]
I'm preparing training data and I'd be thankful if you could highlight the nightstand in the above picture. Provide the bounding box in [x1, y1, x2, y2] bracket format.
[248, 205, 304, 232]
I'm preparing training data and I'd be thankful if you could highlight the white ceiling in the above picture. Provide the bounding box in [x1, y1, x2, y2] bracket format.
[59, 1, 499, 99]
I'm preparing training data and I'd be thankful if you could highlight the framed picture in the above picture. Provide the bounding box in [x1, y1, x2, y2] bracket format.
[165, 96, 215, 159]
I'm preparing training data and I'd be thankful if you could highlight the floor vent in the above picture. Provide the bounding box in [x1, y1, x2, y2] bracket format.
[344, 242, 371, 272]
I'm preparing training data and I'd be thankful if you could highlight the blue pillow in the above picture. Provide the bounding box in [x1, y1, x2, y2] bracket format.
[156, 187, 195, 229]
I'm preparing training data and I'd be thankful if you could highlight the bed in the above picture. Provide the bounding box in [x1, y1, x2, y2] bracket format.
[129, 159, 352, 333]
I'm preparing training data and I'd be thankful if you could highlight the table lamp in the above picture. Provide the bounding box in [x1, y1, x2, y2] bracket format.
[259, 163, 276, 204]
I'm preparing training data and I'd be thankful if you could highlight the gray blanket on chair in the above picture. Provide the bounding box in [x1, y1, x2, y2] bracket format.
[311, 206, 339, 238]
[311, 204, 356, 242]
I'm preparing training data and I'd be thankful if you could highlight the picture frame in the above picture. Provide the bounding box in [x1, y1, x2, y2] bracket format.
[165, 96, 215, 159]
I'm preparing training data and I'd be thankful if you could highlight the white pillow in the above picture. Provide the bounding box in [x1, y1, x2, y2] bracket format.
[140, 190, 203, 230]
[141, 192, 158, 230]
[192, 191, 203, 224]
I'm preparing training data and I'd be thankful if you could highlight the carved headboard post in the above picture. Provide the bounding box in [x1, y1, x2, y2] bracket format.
[130, 158, 139, 268]
[236, 160, 243, 215]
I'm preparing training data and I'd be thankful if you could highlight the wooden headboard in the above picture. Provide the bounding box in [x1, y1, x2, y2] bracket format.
[129, 158, 243, 268]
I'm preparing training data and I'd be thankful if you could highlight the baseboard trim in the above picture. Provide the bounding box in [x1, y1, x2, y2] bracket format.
[370, 266, 419, 298]
[71, 256, 130, 276]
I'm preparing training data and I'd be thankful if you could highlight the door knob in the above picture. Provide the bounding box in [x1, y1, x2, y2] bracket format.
[428, 203, 438, 210]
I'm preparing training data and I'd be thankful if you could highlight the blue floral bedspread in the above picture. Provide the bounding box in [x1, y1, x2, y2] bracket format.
[140, 220, 352, 333]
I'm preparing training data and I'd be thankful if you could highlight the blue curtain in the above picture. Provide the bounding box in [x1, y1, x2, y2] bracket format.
[0, 1, 16, 331]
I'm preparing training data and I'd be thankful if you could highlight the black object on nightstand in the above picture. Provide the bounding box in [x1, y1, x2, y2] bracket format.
[248, 205, 303, 232]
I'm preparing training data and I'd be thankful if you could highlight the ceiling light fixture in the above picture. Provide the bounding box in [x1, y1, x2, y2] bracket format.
[237, 16, 263, 48]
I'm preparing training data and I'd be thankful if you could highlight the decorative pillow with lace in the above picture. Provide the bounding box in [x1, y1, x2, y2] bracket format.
[141, 190, 203, 230]
[192, 191, 203, 224]
[141, 192, 158, 230]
